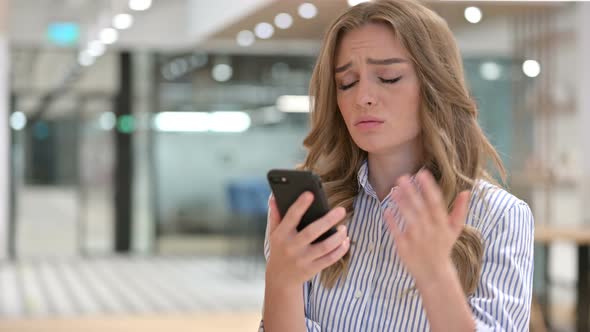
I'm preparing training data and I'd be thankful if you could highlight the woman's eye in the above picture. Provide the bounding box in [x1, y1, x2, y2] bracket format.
[338, 81, 357, 91]
[338, 76, 402, 90]
[380, 76, 403, 84]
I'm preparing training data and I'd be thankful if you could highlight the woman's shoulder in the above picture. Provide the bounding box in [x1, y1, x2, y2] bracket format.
[466, 179, 534, 239]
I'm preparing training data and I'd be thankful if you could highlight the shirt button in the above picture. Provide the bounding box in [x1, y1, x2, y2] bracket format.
[354, 290, 363, 299]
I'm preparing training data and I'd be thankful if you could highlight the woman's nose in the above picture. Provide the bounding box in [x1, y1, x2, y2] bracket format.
[355, 80, 377, 108]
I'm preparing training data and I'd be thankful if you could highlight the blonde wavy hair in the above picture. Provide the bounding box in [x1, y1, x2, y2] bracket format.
[301, 0, 505, 295]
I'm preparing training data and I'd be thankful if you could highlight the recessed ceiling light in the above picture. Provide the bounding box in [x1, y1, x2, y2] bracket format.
[298, 3, 318, 19]
[464, 6, 482, 24]
[522, 60, 541, 78]
[274, 13, 293, 29]
[255, 22, 274, 39]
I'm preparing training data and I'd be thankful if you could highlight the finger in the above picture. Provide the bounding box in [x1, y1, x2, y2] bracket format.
[295, 207, 346, 247]
[384, 208, 403, 241]
[281, 192, 315, 233]
[449, 191, 471, 234]
[398, 175, 429, 222]
[383, 208, 411, 258]
[268, 195, 281, 235]
[417, 170, 448, 224]
[393, 185, 421, 231]
[310, 237, 350, 272]
[306, 224, 348, 261]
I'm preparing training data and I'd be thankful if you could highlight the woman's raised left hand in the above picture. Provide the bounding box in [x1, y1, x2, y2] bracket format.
[384, 170, 470, 287]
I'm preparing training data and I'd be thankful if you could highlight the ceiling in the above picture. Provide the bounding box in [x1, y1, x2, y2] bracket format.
[7, 0, 570, 51]
[7, 0, 275, 50]
[208, 0, 569, 43]
[6, 0, 574, 116]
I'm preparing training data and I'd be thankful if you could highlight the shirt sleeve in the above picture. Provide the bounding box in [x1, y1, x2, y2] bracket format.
[259, 195, 322, 332]
[469, 201, 535, 331]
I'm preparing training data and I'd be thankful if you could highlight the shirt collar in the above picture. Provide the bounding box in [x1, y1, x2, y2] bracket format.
[357, 159, 372, 194]
[357, 159, 424, 200]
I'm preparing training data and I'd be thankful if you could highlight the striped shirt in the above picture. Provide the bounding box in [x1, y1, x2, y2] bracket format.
[261, 160, 534, 331]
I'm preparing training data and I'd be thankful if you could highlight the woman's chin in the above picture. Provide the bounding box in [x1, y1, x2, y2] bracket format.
[356, 143, 383, 154]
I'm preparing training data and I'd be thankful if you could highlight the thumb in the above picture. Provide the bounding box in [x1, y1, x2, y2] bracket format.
[267, 195, 281, 235]
[449, 191, 470, 234]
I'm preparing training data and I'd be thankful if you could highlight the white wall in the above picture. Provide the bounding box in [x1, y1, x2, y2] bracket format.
[0, 0, 9, 259]
[580, 3, 590, 224]
[454, 16, 513, 57]
[536, 3, 587, 312]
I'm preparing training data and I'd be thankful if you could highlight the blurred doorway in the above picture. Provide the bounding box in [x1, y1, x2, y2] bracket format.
[12, 94, 116, 258]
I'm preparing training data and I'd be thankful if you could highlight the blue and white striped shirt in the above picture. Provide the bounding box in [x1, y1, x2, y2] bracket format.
[261, 161, 534, 331]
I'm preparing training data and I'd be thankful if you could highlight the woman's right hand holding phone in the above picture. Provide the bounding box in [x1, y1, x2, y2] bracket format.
[265, 192, 350, 287]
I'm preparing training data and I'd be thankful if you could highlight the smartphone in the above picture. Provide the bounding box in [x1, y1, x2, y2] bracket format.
[267, 169, 337, 243]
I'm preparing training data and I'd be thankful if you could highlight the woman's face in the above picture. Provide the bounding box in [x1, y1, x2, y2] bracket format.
[335, 23, 421, 155]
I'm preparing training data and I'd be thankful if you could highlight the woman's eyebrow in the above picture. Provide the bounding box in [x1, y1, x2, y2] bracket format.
[335, 57, 408, 73]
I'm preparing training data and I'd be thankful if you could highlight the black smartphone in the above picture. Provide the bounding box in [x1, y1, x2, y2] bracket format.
[267, 169, 338, 243]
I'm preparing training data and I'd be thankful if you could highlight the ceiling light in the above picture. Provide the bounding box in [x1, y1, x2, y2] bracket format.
[154, 112, 209, 132]
[276, 95, 310, 113]
[87, 40, 105, 57]
[209, 112, 251, 133]
[153, 112, 251, 133]
[522, 60, 541, 78]
[480, 62, 502, 81]
[298, 3, 318, 19]
[464, 6, 482, 24]
[100, 28, 118, 44]
[10, 112, 27, 131]
[129, 0, 152, 11]
[237, 30, 255, 47]
[274, 13, 293, 29]
[99, 112, 117, 131]
[113, 13, 133, 30]
[78, 50, 95, 66]
[255, 22, 274, 39]
[212, 64, 233, 82]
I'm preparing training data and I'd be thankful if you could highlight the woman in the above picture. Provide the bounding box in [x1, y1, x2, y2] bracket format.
[261, 0, 534, 331]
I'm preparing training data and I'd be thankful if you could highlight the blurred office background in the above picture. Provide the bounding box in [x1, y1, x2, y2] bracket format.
[0, 0, 588, 331]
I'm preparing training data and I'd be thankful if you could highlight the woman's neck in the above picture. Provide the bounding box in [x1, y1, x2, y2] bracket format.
[367, 138, 424, 201]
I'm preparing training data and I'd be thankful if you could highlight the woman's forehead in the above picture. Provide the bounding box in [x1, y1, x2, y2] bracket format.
[334, 25, 409, 66]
